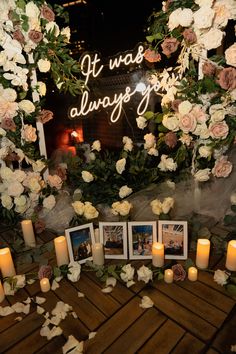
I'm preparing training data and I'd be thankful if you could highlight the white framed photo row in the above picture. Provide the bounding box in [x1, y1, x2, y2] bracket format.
[65, 220, 188, 263]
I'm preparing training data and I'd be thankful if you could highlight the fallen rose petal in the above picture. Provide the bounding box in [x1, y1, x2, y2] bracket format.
[88, 332, 97, 339]
[78, 291, 85, 298]
[42, 318, 51, 327]
[126, 280, 135, 288]
[106, 277, 117, 287]
[231, 344, 236, 352]
[37, 306, 45, 315]
[23, 304, 30, 314]
[55, 276, 63, 282]
[101, 286, 113, 293]
[14, 316, 23, 321]
[51, 280, 59, 291]
[62, 335, 83, 354]
[0, 306, 15, 316]
[71, 311, 78, 319]
[35, 296, 46, 305]
[27, 279, 36, 285]
[11, 302, 30, 314]
[44, 312, 49, 319]
[50, 315, 61, 326]
[40, 325, 63, 340]
[23, 297, 32, 304]
[139, 296, 154, 309]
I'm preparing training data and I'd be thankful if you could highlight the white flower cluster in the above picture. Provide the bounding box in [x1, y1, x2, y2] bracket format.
[71, 201, 99, 220]
[111, 200, 133, 217]
[150, 197, 174, 215]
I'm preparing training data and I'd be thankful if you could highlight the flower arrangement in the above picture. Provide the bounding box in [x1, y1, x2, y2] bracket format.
[0, 0, 84, 225]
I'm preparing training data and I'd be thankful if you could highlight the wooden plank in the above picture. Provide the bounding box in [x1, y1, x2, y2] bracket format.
[140, 287, 217, 342]
[73, 273, 121, 317]
[176, 278, 235, 313]
[138, 319, 185, 354]
[212, 309, 236, 354]
[206, 349, 220, 354]
[52, 279, 106, 331]
[171, 333, 206, 354]
[85, 297, 145, 354]
[37, 229, 58, 243]
[154, 281, 227, 328]
[198, 271, 235, 299]
[34, 336, 66, 354]
[104, 308, 166, 354]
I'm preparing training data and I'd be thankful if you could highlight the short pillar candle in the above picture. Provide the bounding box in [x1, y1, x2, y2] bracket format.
[196, 239, 210, 269]
[225, 240, 236, 271]
[152, 242, 164, 267]
[164, 269, 174, 283]
[40, 278, 50, 293]
[92, 243, 104, 266]
[21, 220, 36, 247]
[188, 266, 198, 281]
[54, 236, 69, 267]
[0, 247, 16, 278]
[0, 280, 5, 303]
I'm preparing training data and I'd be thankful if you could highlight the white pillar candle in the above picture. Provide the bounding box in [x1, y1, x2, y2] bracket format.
[152, 242, 164, 267]
[94, 228, 100, 243]
[21, 220, 36, 247]
[196, 239, 210, 269]
[40, 278, 50, 293]
[188, 266, 198, 281]
[92, 243, 104, 266]
[0, 280, 5, 303]
[225, 240, 236, 271]
[0, 247, 16, 278]
[54, 236, 69, 267]
[164, 269, 173, 283]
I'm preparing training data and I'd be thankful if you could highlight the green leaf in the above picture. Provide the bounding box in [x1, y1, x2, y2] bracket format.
[226, 283, 236, 296]
[146, 35, 155, 43]
[144, 111, 154, 120]
[157, 272, 164, 280]
[184, 258, 195, 270]
[231, 205, 236, 213]
[53, 267, 62, 278]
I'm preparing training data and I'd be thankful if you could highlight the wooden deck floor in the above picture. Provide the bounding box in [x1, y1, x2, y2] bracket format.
[0, 224, 235, 354]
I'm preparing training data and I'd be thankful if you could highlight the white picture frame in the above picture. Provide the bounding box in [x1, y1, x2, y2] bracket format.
[158, 220, 188, 260]
[128, 221, 157, 260]
[99, 222, 128, 259]
[65, 223, 95, 264]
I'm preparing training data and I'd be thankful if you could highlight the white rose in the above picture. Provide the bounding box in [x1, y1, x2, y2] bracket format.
[193, 123, 210, 139]
[150, 199, 162, 215]
[162, 114, 179, 131]
[116, 158, 126, 174]
[15, 202, 28, 214]
[111, 201, 132, 216]
[91, 140, 101, 152]
[72, 201, 85, 216]
[195, 0, 214, 7]
[12, 170, 26, 183]
[200, 28, 224, 50]
[136, 116, 147, 129]
[179, 8, 193, 27]
[194, 168, 211, 182]
[168, 8, 182, 30]
[18, 100, 35, 114]
[225, 43, 236, 67]
[43, 195, 56, 210]
[83, 202, 99, 220]
[28, 177, 41, 193]
[199, 145, 212, 158]
[148, 147, 159, 156]
[193, 6, 215, 29]
[45, 22, 60, 37]
[213, 269, 229, 286]
[32, 160, 46, 173]
[25, 2, 40, 19]
[210, 110, 226, 123]
[67, 261, 81, 282]
[120, 264, 135, 282]
[0, 146, 9, 159]
[2, 88, 17, 102]
[0, 127, 6, 136]
[38, 59, 51, 73]
[213, 0, 232, 28]
[230, 192, 236, 205]
[158, 155, 177, 172]
[144, 133, 156, 149]
[123, 136, 133, 152]
[61, 27, 71, 43]
[47, 174, 62, 190]
[1, 195, 13, 210]
[119, 185, 133, 199]
[38, 81, 47, 96]
[82, 170, 94, 183]
[1, 167, 13, 180]
[178, 101, 192, 115]
[7, 181, 24, 197]
[162, 197, 174, 214]
[14, 195, 27, 207]
[22, 124, 37, 142]
[88, 152, 96, 161]
[137, 265, 153, 284]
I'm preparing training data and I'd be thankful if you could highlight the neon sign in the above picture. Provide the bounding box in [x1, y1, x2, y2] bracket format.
[68, 45, 160, 122]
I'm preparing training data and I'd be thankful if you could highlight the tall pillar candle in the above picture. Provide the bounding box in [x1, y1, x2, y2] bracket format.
[0, 280, 5, 303]
[152, 242, 164, 267]
[54, 236, 69, 267]
[0, 247, 16, 278]
[21, 220, 36, 247]
[225, 240, 236, 271]
[92, 243, 104, 266]
[196, 239, 210, 269]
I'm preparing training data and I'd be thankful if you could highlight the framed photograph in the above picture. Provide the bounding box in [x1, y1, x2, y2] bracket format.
[99, 222, 128, 259]
[158, 220, 188, 260]
[128, 221, 157, 260]
[65, 223, 95, 264]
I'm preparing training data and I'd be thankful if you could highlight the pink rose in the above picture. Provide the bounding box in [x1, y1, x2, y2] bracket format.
[38, 265, 53, 280]
[28, 30, 43, 44]
[1, 117, 16, 131]
[164, 132, 177, 148]
[22, 124, 37, 142]
[47, 174, 63, 190]
[55, 165, 67, 182]
[209, 121, 229, 139]
[37, 109, 53, 124]
[34, 219, 46, 234]
[179, 113, 197, 133]
[171, 99, 182, 112]
[144, 49, 161, 63]
[41, 5, 55, 21]
[217, 67, 236, 91]
[182, 28, 197, 44]
[161, 37, 180, 57]
[191, 106, 208, 124]
[172, 264, 186, 281]
[212, 156, 232, 178]
[13, 29, 25, 44]
[202, 61, 216, 77]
